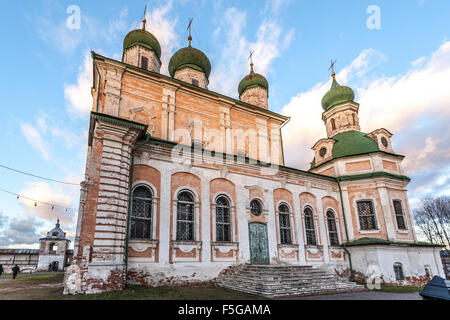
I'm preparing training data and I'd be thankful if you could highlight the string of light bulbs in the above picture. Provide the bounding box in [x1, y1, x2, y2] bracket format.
[0, 188, 76, 213]
[0, 164, 81, 186]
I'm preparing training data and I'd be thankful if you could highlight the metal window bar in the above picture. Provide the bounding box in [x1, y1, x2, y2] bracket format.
[279, 205, 292, 244]
[393, 200, 407, 230]
[250, 200, 262, 216]
[357, 201, 377, 230]
[216, 197, 232, 242]
[130, 187, 153, 240]
[141, 56, 148, 70]
[304, 209, 317, 245]
[177, 192, 195, 241]
[327, 212, 340, 246]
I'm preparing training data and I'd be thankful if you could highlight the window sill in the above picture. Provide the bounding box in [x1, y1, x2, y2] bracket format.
[278, 244, 299, 250]
[396, 229, 409, 234]
[171, 240, 202, 249]
[304, 244, 323, 249]
[129, 239, 159, 246]
[211, 242, 239, 247]
[358, 229, 381, 234]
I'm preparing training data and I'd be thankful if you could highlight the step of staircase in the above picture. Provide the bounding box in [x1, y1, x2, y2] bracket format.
[216, 264, 366, 298]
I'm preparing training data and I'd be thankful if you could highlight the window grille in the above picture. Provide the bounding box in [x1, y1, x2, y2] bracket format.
[393, 200, 407, 230]
[250, 200, 262, 217]
[357, 201, 378, 230]
[141, 56, 149, 70]
[176, 191, 195, 241]
[304, 207, 317, 245]
[216, 196, 232, 242]
[130, 186, 153, 239]
[278, 204, 292, 244]
[327, 210, 340, 246]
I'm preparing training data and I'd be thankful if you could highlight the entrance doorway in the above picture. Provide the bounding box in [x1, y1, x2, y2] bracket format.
[249, 223, 269, 265]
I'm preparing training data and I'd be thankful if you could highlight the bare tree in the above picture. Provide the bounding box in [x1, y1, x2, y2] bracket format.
[414, 196, 450, 248]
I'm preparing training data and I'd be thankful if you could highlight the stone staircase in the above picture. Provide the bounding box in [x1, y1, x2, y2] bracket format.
[216, 264, 366, 298]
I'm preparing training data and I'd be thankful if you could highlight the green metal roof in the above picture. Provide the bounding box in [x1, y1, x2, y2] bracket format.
[321, 78, 355, 111]
[168, 46, 211, 79]
[123, 29, 162, 59]
[238, 71, 269, 96]
[332, 130, 379, 159]
[345, 237, 442, 247]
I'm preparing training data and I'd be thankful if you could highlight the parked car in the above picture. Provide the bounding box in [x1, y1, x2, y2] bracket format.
[419, 276, 450, 300]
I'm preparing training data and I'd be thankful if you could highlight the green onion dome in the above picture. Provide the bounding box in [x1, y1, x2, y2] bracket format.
[123, 29, 162, 59]
[321, 75, 355, 111]
[168, 46, 211, 79]
[238, 70, 269, 96]
[310, 130, 379, 169]
[331, 130, 379, 158]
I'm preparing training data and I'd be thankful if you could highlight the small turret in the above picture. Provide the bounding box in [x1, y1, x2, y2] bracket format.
[238, 55, 269, 109]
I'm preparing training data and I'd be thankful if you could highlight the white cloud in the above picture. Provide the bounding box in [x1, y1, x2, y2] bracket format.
[34, 5, 130, 53]
[18, 182, 77, 227]
[64, 52, 93, 117]
[281, 42, 450, 177]
[209, 7, 294, 98]
[20, 122, 50, 161]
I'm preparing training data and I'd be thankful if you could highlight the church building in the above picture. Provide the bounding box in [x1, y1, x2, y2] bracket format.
[63, 16, 445, 295]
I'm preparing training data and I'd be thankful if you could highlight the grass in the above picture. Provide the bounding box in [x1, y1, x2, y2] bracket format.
[357, 282, 424, 293]
[0, 273, 267, 300]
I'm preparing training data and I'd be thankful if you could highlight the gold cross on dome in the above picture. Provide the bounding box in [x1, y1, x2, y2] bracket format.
[142, 4, 148, 31]
[329, 59, 337, 78]
[248, 50, 255, 72]
[187, 18, 194, 47]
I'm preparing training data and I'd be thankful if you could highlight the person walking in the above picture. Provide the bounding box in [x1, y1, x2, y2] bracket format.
[12, 264, 20, 279]
[0, 264, 3, 276]
[48, 263, 52, 272]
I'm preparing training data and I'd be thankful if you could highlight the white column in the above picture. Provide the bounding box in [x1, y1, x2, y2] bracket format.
[236, 184, 250, 262]
[201, 175, 211, 263]
[292, 190, 306, 264]
[378, 186, 396, 240]
[316, 195, 330, 262]
[158, 168, 172, 264]
[341, 186, 355, 241]
[265, 188, 278, 263]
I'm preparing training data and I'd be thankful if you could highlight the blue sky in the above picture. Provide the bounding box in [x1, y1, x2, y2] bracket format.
[0, 0, 449, 247]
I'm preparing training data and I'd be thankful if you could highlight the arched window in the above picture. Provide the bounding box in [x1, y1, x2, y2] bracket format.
[357, 200, 378, 230]
[352, 114, 356, 126]
[304, 207, 317, 245]
[216, 196, 232, 242]
[141, 56, 149, 70]
[250, 199, 262, 217]
[393, 200, 407, 230]
[176, 191, 195, 241]
[331, 118, 336, 130]
[394, 262, 404, 281]
[130, 186, 153, 239]
[279, 204, 292, 244]
[327, 210, 340, 246]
